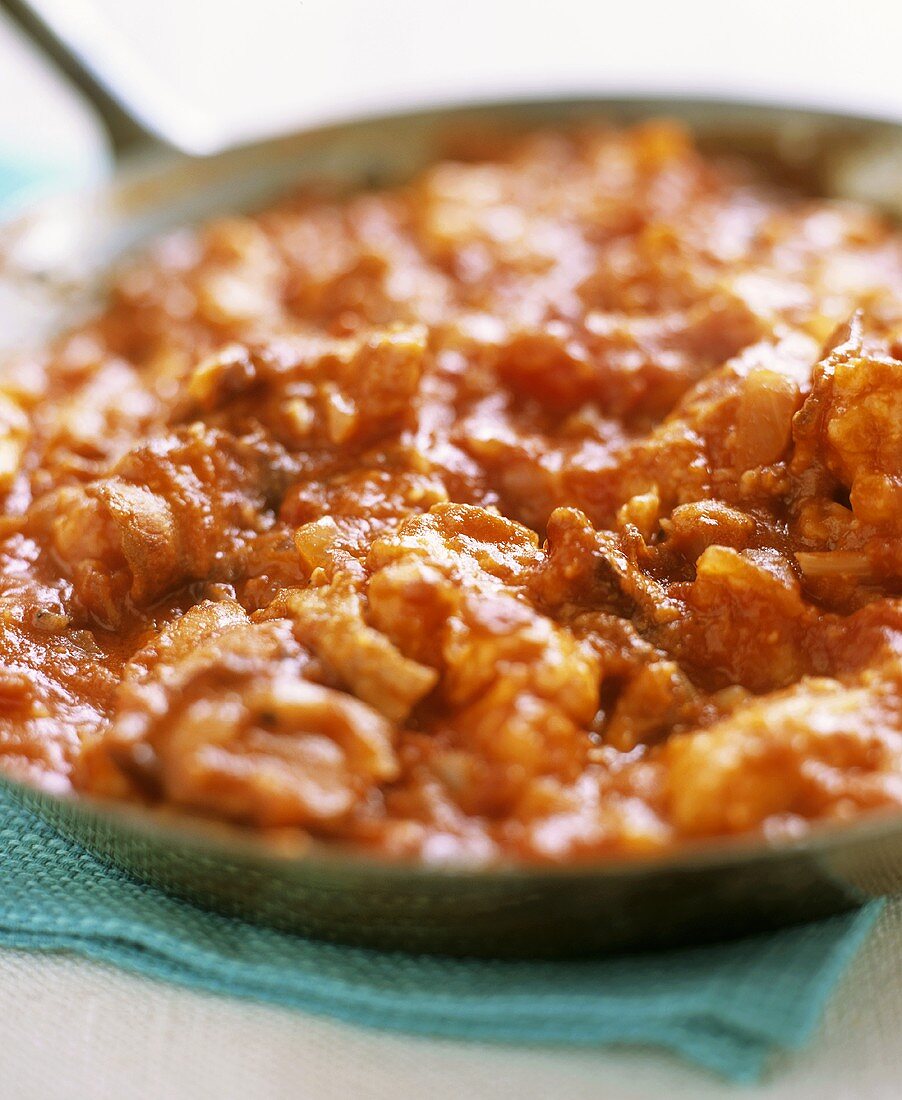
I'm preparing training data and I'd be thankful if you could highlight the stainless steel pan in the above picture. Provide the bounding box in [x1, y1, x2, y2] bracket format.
[2, 14, 902, 955]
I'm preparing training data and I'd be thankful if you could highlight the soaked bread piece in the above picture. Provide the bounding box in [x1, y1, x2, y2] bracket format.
[0, 122, 900, 862]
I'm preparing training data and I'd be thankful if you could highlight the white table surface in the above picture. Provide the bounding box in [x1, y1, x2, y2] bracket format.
[3, 3, 902, 1096]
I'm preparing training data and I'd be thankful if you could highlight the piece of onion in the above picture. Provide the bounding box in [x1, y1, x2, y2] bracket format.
[795, 550, 872, 577]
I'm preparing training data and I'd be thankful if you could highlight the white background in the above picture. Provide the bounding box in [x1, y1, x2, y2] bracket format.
[19, 0, 902, 152]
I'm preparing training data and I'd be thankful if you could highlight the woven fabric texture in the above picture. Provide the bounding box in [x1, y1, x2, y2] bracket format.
[0, 792, 881, 1083]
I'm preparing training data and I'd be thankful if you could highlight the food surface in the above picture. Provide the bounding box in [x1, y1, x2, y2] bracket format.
[0, 122, 900, 862]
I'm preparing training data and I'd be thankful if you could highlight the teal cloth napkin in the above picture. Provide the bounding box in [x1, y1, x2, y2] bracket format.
[0, 153, 68, 214]
[0, 791, 880, 1084]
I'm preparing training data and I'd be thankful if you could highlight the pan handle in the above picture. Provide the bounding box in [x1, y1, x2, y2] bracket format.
[0, 0, 165, 155]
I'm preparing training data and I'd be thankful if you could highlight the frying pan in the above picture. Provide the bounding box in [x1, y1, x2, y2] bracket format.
[2, 7, 902, 957]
